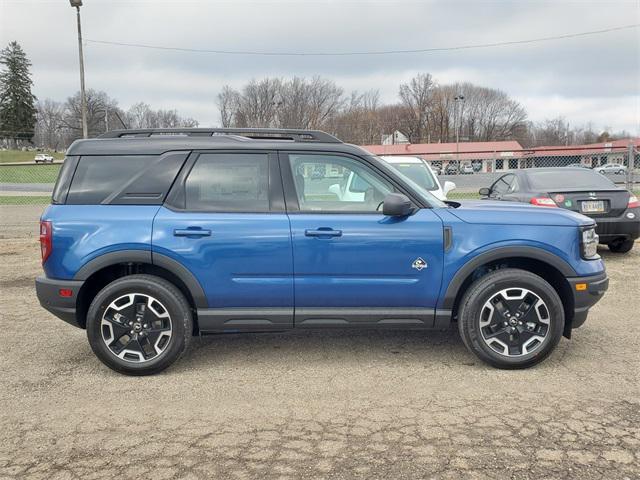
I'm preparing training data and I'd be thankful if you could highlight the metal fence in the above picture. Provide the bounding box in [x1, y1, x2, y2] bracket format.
[418, 144, 639, 200]
[0, 145, 637, 206]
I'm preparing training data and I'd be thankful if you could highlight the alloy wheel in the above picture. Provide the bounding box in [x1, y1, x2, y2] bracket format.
[100, 293, 173, 363]
[479, 288, 550, 357]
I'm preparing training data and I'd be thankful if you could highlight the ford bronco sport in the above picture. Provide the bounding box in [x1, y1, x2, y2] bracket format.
[36, 128, 608, 375]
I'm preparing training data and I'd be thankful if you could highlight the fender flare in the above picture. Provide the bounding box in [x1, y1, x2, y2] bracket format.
[73, 249, 208, 308]
[441, 246, 577, 310]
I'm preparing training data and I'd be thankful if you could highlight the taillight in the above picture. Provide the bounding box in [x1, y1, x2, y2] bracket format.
[40, 220, 52, 264]
[628, 195, 640, 209]
[530, 197, 557, 207]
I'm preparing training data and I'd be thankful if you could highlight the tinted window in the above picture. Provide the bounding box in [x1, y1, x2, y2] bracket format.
[52, 156, 78, 204]
[289, 154, 393, 212]
[388, 163, 437, 191]
[527, 170, 616, 190]
[68, 155, 159, 204]
[185, 153, 269, 211]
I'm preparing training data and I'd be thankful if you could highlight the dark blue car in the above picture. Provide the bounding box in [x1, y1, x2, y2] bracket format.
[36, 129, 608, 375]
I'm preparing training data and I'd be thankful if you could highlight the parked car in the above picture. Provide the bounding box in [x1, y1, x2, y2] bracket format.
[595, 163, 627, 174]
[34, 153, 54, 163]
[479, 167, 639, 253]
[445, 162, 459, 175]
[380, 156, 455, 201]
[37, 128, 608, 375]
[460, 164, 474, 175]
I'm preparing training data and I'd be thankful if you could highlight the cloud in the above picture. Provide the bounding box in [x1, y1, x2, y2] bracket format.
[1, 0, 638, 133]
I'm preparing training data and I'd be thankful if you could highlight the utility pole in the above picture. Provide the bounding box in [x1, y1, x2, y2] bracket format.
[454, 95, 465, 162]
[70, 0, 88, 139]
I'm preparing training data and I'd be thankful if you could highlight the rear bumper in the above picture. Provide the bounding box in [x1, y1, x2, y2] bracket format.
[594, 209, 640, 242]
[567, 272, 609, 330]
[35, 276, 84, 328]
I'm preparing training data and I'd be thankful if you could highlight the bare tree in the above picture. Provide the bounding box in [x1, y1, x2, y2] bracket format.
[34, 99, 65, 150]
[218, 86, 240, 127]
[218, 76, 345, 131]
[328, 89, 380, 144]
[126, 102, 198, 129]
[60, 89, 124, 140]
[398, 73, 436, 142]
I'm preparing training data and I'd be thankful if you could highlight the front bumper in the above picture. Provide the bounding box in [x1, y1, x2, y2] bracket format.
[567, 272, 609, 331]
[594, 209, 640, 242]
[35, 276, 84, 328]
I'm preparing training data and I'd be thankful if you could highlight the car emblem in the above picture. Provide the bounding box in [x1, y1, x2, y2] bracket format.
[412, 257, 427, 271]
[589, 192, 597, 199]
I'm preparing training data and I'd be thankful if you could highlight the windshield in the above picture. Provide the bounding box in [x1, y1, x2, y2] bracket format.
[527, 170, 616, 190]
[387, 163, 438, 191]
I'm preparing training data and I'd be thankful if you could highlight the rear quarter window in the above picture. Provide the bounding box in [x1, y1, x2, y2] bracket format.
[66, 153, 187, 205]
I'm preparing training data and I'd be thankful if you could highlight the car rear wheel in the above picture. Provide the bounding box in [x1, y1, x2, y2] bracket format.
[458, 268, 564, 369]
[86, 274, 192, 376]
[608, 238, 634, 253]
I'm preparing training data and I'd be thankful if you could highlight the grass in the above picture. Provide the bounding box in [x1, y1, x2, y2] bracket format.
[447, 192, 480, 200]
[0, 195, 51, 205]
[0, 164, 61, 183]
[0, 149, 64, 164]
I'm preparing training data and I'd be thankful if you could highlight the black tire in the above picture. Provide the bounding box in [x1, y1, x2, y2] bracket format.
[458, 268, 564, 369]
[86, 274, 192, 376]
[608, 238, 634, 253]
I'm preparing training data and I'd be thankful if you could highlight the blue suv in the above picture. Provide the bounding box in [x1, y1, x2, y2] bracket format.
[36, 128, 609, 375]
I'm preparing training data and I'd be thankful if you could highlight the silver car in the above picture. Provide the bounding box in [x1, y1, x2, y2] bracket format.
[595, 163, 627, 174]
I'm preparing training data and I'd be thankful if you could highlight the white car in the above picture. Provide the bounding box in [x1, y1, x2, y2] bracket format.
[326, 156, 456, 203]
[34, 153, 54, 164]
[380, 156, 456, 201]
[595, 163, 627, 175]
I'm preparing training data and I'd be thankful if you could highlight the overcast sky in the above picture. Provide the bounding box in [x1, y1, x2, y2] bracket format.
[1, 0, 639, 135]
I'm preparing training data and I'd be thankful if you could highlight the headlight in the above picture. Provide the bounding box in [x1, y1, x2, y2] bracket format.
[581, 226, 599, 259]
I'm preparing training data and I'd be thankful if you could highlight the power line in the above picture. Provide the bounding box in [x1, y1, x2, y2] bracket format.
[85, 24, 639, 56]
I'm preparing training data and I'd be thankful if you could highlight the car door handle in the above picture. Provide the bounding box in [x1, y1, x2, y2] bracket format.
[173, 228, 212, 237]
[305, 228, 342, 238]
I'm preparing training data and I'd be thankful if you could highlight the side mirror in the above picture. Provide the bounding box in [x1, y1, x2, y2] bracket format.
[383, 193, 413, 217]
[479, 187, 491, 197]
[328, 184, 342, 200]
[443, 181, 456, 195]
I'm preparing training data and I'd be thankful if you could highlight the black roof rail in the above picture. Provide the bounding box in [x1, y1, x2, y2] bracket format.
[99, 128, 342, 143]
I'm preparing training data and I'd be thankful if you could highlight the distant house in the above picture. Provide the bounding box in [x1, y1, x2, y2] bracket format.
[361, 138, 639, 172]
[361, 141, 525, 173]
[523, 138, 640, 168]
[381, 131, 410, 145]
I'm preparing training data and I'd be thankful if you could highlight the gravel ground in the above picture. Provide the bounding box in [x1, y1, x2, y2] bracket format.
[0, 205, 638, 480]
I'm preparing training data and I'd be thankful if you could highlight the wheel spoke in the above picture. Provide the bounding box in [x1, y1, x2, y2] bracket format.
[109, 331, 133, 354]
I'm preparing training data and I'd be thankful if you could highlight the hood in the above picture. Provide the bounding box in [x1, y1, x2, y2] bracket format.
[448, 200, 595, 227]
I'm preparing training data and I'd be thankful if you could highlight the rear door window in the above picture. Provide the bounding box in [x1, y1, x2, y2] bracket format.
[184, 153, 270, 212]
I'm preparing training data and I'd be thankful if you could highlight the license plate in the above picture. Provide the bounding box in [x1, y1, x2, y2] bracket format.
[581, 200, 605, 213]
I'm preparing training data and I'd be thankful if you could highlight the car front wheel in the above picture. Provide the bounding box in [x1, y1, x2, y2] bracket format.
[86, 274, 192, 375]
[457, 268, 564, 369]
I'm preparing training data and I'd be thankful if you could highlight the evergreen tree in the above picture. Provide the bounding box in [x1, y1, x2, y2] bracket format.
[0, 41, 37, 146]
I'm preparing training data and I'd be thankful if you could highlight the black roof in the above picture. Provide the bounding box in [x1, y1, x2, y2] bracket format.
[67, 128, 370, 156]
